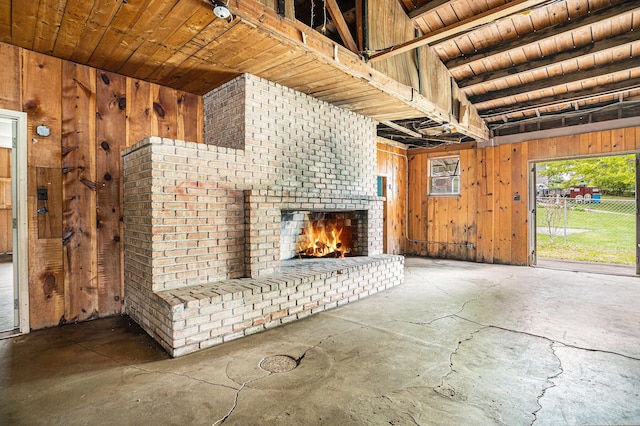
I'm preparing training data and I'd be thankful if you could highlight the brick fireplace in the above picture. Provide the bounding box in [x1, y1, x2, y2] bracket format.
[122, 74, 404, 356]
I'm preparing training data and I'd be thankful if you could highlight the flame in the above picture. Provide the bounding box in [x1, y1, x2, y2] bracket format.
[297, 221, 348, 258]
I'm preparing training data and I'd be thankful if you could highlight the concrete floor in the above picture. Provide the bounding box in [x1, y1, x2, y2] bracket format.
[1, 257, 639, 425]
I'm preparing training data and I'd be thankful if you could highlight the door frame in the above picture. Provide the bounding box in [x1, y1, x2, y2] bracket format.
[528, 161, 537, 266]
[530, 153, 639, 275]
[0, 108, 29, 334]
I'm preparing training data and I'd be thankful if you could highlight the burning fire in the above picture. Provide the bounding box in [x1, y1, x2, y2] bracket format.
[297, 222, 350, 258]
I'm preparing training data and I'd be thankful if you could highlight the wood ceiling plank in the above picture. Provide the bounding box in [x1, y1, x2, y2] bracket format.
[446, 1, 640, 70]
[260, 56, 322, 83]
[33, 0, 66, 54]
[165, 63, 235, 93]
[308, 83, 372, 99]
[135, 8, 217, 80]
[435, 4, 461, 28]
[440, 35, 465, 61]
[456, 0, 490, 18]
[52, 0, 95, 58]
[146, 37, 210, 82]
[259, 53, 321, 81]
[69, 0, 125, 64]
[215, 32, 285, 69]
[567, 0, 589, 19]
[194, 23, 259, 64]
[161, 22, 261, 86]
[231, 44, 299, 76]
[11, 0, 40, 50]
[146, 19, 236, 85]
[417, 13, 443, 33]
[306, 77, 364, 93]
[330, 94, 392, 109]
[283, 67, 357, 92]
[178, 69, 239, 94]
[86, 0, 154, 70]
[118, 1, 210, 77]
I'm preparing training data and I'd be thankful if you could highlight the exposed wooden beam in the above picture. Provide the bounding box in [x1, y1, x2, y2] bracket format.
[408, 0, 453, 20]
[381, 120, 422, 137]
[325, 0, 359, 53]
[481, 77, 640, 118]
[469, 56, 640, 105]
[446, 1, 640, 70]
[368, 0, 547, 62]
[459, 32, 640, 89]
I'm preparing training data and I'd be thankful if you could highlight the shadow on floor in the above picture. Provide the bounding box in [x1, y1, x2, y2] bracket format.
[2, 316, 168, 385]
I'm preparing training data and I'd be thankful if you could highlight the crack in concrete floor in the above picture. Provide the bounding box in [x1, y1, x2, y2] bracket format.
[531, 342, 564, 426]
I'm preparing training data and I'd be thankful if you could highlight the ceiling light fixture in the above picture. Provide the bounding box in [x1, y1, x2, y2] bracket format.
[209, 0, 232, 20]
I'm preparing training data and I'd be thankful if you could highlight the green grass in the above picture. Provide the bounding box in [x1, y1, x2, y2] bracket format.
[536, 203, 635, 265]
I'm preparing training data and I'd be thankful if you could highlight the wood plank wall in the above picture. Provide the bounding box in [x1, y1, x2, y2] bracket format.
[0, 42, 203, 330]
[397, 127, 640, 265]
[376, 138, 407, 255]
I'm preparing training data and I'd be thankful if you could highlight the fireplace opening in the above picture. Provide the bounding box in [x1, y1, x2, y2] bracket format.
[280, 210, 367, 261]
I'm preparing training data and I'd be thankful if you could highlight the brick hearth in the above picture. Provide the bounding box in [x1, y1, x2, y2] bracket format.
[122, 74, 404, 357]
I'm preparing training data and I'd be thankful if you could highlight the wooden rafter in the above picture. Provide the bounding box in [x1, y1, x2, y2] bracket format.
[469, 56, 640, 105]
[368, 0, 548, 62]
[458, 32, 640, 89]
[445, 1, 640, 70]
[325, 0, 358, 53]
[481, 77, 640, 118]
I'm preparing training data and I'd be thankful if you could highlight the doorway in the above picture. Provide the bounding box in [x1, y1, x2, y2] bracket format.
[530, 154, 637, 275]
[0, 109, 28, 335]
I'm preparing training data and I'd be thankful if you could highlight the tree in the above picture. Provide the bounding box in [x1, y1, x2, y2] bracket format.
[538, 154, 635, 195]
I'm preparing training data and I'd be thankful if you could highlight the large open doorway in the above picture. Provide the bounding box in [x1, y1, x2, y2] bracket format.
[531, 154, 637, 275]
[0, 109, 28, 335]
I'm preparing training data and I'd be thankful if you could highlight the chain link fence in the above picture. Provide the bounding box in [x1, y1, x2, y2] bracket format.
[536, 196, 636, 265]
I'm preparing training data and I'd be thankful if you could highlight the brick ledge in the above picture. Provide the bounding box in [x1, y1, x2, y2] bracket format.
[154, 255, 404, 357]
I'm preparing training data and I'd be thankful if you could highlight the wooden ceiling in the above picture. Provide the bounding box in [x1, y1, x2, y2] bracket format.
[2, 0, 638, 147]
[383, 0, 640, 142]
[0, 0, 490, 142]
